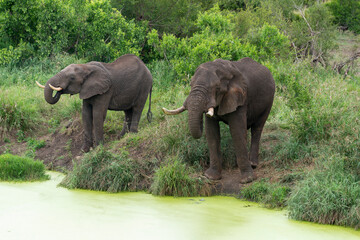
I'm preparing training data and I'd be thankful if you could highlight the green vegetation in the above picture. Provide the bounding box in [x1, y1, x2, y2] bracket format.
[327, 0, 360, 33]
[288, 155, 360, 229]
[1, 0, 360, 229]
[60, 146, 140, 192]
[241, 180, 291, 208]
[0, 153, 49, 181]
[151, 156, 210, 197]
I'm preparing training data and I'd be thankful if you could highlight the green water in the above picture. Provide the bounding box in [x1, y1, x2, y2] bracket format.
[0, 172, 359, 240]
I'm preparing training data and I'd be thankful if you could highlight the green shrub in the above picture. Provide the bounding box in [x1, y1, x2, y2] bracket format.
[151, 156, 210, 197]
[60, 146, 139, 192]
[111, 0, 212, 37]
[327, 0, 360, 33]
[0, 0, 147, 63]
[0, 153, 49, 181]
[240, 180, 291, 208]
[288, 155, 360, 229]
[289, 3, 337, 62]
[248, 23, 291, 61]
[148, 4, 291, 80]
[148, 5, 258, 80]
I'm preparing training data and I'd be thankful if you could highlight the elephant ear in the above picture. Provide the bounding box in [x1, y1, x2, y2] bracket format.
[215, 60, 247, 116]
[79, 64, 111, 100]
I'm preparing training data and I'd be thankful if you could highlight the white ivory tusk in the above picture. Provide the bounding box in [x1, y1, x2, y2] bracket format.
[49, 83, 63, 91]
[206, 107, 214, 117]
[162, 106, 185, 115]
[35, 81, 45, 89]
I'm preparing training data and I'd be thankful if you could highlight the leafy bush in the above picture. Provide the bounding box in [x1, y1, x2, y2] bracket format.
[75, 0, 146, 62]
[60, 146, 139, 192]
[148, 4, 291, 80]
[150, 156, 210, 197]
[0, 0, 147, 63]
[0, 153, 49, 181]
[248, 23, 291, 61]
[327, 0, 360, 33]
[241, 180, 291, 208]
[288, 155, 360, 229]
[111, 0, 213, 37]
[289, 3, 337, 63]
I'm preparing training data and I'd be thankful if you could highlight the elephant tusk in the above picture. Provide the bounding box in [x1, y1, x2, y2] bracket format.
[35, 81, 45, 89]
[162, 106, 185, 115]
[206, 107, 214, 117]
[49, 84, 63, 91]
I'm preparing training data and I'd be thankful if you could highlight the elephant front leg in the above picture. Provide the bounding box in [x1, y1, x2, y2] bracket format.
[229, 113, 254, 184]
[82, 102, 93, 152]
[204, 116, 222, 180]
[92, 104, 107, 147]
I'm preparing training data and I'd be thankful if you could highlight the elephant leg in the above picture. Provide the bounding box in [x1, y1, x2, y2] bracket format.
[81, 101, 93, 152]
[119, 109, 132, 137]
[92, 104, 107, 147]
[228, 111, 254, 184]
[250, 108, 271, 168]
[204, 116, 222, 180]
[129, 105, 145, 133]
[249, 128, 263, 169]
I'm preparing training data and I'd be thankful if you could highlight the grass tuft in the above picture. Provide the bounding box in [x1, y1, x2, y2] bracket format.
[60, 145, 140, 192]
[240, 180, 291, 208]
[150, 156, 210, 197]
[0, 153, 49, 181]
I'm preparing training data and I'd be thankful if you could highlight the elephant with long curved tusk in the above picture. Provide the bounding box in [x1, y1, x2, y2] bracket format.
[36, 54, 153, 152]
[162, 58, 275, 184]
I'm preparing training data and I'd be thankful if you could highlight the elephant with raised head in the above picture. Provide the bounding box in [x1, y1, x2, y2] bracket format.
[163, 58, 275, 184]
[37, 54, 153, 152]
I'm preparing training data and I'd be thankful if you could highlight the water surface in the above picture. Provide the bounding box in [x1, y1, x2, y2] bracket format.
[1, 172, 359, 240]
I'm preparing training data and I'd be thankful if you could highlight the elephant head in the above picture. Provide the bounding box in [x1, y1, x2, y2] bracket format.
[163, 59, 247, 139]
[36, 63, 111, 104]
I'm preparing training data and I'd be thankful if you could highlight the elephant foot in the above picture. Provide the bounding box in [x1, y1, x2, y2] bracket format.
[251, 162, 258, 169]
[204, 168, 222, 180]
[250, 159, 259, 169]
[239, 170, 255, 184]
[81, 144, 91, 153]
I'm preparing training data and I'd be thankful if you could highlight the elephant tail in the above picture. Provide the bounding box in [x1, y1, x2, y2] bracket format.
[147, 86, 153, 123]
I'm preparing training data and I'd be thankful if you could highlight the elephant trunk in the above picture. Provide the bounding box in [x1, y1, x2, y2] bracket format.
[44, 75, 62, 104]
[187, 93, 207, 139]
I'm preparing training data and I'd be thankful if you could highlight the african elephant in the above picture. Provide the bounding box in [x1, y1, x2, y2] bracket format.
[163, 58, 275, 184]
[36, 54, 153, 152]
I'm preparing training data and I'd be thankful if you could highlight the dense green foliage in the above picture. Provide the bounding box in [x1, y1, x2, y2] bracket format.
[111, 0, 212, 36]
[0, 153, 49, 181]
[327, 0, 360, 33]
[0, 0, 360, 229]
[0, 0, 146, 63]
[148, 5, 290, 79]
[288, 155, 360, 229]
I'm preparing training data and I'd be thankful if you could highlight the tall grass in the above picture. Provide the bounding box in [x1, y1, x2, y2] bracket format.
[150, 156, 210, 197]
[60, 146, 140, 192]
[288, 154, 360, 229]
[0, 85, 81, 136]
[0, 153, 49, 181]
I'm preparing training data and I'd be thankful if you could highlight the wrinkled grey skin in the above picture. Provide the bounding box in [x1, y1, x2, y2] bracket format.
[42, 54, 153, 152]
[180, 58, 275, 184]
